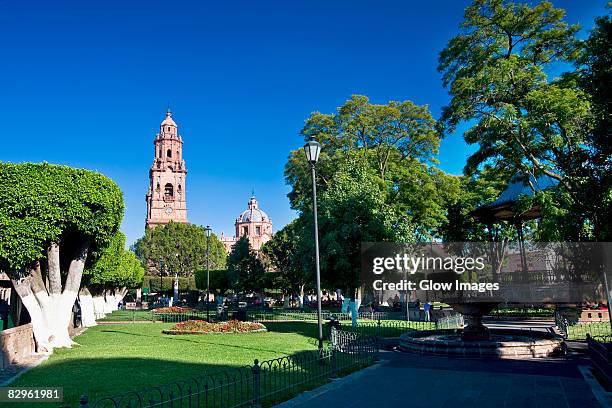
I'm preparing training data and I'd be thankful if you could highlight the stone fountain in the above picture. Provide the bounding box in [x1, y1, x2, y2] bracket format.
[399, 298, 565, 359]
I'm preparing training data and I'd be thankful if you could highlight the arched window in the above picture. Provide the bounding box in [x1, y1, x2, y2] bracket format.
[164, 183, 174, 198]
[167, 149, 172, 158]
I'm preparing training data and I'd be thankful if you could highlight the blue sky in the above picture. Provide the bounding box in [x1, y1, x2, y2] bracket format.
[0, 0, 605, 246]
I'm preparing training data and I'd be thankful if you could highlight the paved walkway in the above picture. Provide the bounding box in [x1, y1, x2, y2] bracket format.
[0, 353, 49, 386]
[278, 349, 609, 408]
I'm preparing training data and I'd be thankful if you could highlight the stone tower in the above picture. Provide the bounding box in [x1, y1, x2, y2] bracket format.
[145, 109, 188, 228]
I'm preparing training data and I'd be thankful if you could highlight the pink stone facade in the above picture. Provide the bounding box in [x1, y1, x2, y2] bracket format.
[220, 196, 272, 253]
[146, 110, 188, 228]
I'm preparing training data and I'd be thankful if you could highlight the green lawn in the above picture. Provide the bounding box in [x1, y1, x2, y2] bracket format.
[566, 321, 612, 340]
[95, 309, 154, 322]
[10, 323, 320, 407]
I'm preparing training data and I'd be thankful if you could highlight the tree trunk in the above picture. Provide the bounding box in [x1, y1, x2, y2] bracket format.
[298, 285, 305, 308]
[79, 287, 97, 327]
[10, 241, 89, 351]
[103, 287, 127, 312]
[92, 295, 106, 319]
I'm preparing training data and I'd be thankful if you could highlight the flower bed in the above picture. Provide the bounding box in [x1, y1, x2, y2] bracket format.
[152, 306, 195, 314]
[163, 320, 267, 335]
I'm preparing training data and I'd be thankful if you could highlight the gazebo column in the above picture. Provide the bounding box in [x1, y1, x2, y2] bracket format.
[513, 220, 528, 280]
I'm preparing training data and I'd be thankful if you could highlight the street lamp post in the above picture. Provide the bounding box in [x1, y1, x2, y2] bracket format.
[205, 225, 211, 322]
[159, 258, 165, 304]
[303, 136, 323, 350]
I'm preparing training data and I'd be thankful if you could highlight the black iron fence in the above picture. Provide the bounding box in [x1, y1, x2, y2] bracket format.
[245, 309, 405, 322]
[63, 330, 377, 408]
[436, 314, 465, 330]
[555, 311, 612, 340]
[149, 309, 408, 324]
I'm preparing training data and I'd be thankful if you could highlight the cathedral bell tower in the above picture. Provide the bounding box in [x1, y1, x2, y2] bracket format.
[145, 109, 188, 228]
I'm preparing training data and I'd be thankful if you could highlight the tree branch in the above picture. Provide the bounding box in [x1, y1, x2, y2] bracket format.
[47, 242, 62, 295]
[64, 240, 89, 294]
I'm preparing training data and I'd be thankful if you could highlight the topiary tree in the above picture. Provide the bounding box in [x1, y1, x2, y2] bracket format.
[195, 269, 230, 296]
[80, 232, 144, 326]
[0, 162, 123, 350]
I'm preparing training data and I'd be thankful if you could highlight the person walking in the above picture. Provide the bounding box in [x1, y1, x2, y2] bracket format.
[423, 301, 431, 322]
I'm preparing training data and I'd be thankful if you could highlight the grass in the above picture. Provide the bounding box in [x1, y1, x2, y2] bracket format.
[96, 309, 154, 322]
[10, 323, 320, 407]
[566, 321, 612, 340]
[11, 315, 428, 406]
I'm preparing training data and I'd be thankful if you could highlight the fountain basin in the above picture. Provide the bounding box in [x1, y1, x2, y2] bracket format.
[399, 329, 564, 359]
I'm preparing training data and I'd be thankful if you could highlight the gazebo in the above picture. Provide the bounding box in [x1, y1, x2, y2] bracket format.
[471, 173, 559, 274]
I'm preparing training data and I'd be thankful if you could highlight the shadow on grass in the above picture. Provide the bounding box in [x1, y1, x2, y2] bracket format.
[262, 321, 322, 339]
[10, 350, 370, 408]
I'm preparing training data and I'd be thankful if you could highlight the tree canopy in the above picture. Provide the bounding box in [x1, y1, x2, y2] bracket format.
[261, 219, 312, 297]
[0, 162, 124, 349]
[0, 162, 124, 273]
[285, 95, 459, 241]
[133, 221, 226, 277]
[438, 0, 610, 241]
[86, 232, 144, 289]
[226, 236, 265, 294]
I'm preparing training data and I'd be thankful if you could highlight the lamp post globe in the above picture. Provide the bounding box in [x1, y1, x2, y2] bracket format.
[303, 136, 323, 350]
[303, 136, 321, 165]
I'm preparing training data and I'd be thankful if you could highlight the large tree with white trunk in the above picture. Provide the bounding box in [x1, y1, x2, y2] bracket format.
[80, 232, 144, 326]
[0, 162, 123, 351]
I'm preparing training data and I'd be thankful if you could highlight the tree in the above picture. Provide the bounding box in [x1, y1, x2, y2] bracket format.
[0, 162, 123, 350]
[438, 0, 602, 240]
[226, 236, 265, 295]
[80, 232, 145, 326]
[574, 12, 612, 240]
[261, 220, 312, 307]
[285, 95, 456, 240]
[317, 159, 412, 298]
[133, 221, 226, 278]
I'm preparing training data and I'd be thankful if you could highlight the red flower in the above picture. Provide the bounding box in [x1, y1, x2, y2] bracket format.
[166, 320, 265, 334]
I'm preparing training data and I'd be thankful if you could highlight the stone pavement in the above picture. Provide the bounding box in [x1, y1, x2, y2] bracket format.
[277, 349, 608, 408]
[0, 353, 49, 386]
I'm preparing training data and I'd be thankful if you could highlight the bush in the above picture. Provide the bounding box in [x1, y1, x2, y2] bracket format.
[152, 306, 195, 314]
[194, 269, 229, 292]
[142, 276, 197, 292]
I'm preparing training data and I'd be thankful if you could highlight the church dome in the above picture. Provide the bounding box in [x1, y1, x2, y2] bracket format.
[237, 196, 270, 223]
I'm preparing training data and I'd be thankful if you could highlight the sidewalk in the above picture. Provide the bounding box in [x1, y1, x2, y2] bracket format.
[277, 350, 607, 408]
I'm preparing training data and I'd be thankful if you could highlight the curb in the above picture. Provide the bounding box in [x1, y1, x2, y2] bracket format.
[578, 365, 612, 408]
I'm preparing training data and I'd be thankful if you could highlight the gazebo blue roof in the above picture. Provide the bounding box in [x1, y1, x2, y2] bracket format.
[473, 173, 559, 222]
[485, 173, 559, 208]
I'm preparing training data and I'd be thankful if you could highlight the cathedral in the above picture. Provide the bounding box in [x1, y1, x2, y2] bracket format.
[220, 195, 273, 252]
[145, 110, 273, 252]
[145, 109, 188, 228]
